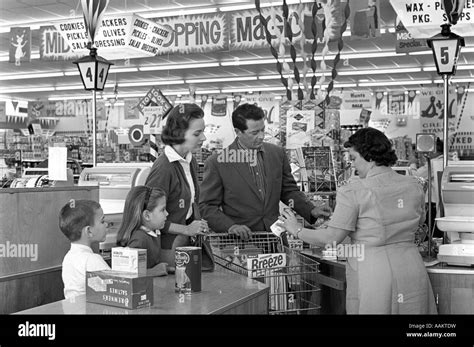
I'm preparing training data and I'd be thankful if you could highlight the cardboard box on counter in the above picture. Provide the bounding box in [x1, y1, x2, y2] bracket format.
[86, 270, 153, 310]
[111, 247, 147, 274]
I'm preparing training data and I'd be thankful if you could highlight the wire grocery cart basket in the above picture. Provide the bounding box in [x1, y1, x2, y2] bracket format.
[207, 232, 321, 315]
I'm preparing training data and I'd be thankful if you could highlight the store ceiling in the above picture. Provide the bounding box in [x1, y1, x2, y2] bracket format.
[0, 0, 473, 102]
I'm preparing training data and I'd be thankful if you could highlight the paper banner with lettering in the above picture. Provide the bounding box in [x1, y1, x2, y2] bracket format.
[153, 13, 228, 55]
[389, 0, 474, 38]
[450, 89, 474, 152]
[136, 87, 172, 116]
[229, 3, 345, 51]
[395, 17, 428, 53]
[387, 92, 406, 115]
[341, 90, 372, 109]
[143, 106, 165, 134]
[349, 0, 381, 39]
[39, 26, 82, 61]
[54, 14, 171, 59]
[9, 27, 31, 65]
[245, 94, 280, 142]
[419, 87, 458, 139]
[211, 95, 228, 117]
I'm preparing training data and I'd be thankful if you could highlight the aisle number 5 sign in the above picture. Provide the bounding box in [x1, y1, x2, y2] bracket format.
[430, 39, 461, 75]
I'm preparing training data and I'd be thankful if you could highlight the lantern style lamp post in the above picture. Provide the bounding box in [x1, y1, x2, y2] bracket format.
[73, 44, 113, 166]
[427, 24, 464, 169]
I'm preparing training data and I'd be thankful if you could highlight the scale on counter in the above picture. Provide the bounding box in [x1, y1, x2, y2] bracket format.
[436, 164, 474, 266]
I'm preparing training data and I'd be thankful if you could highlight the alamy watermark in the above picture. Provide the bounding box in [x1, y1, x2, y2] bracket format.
[0, 241, 38, 261]
[217, 148, 257, 167]
[324, 241, 365, 262]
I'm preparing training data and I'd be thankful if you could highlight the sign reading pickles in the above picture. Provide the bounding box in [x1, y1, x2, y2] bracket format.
[54, 14, 170, 59]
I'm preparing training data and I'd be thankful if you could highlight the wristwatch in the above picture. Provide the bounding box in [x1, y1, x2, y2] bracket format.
[296, 227, 303, 239]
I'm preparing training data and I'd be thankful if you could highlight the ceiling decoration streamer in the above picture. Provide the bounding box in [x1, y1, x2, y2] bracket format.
[309, 1, 322, 100]
[81, 0, 109, 46]
[316, 1, 335, 99]
[324, 0, 350, 106]
[295, 4, 310, 100]
[255, 0, 292, 100]
[282, 0, 304, 101]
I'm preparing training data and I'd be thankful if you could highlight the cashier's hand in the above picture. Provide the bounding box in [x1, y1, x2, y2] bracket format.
[228, 224, 252, 241]
[185, 220, 209, 237]
[278, 209, 300, 238]
[310, 205, 332, 219]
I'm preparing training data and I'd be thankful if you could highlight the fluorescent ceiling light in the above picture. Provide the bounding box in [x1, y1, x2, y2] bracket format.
[259, 72, 329, 80]
[435, 78, 474, 83]
[109, 67, 138, 73]
[186, 76, 257, 83]
[119, 80, 184, 87]
[339, 67, 422, 75]
[423, 66, 437, 72]
[341, 51, 405, 59]
[408, 51, 432, 56]
[55, 85, 86, 91]
[142, 7, 218, 18]
[0, 87, 56, 93]
[359, 79, 432, 87]
[64, 71, 80, 76]
[462, 47, 474, 53]
[195, 89, 221, 94]
[0, 72, 64, 80]
[49, 95, 92, 101]
[139, 62, 219, 71]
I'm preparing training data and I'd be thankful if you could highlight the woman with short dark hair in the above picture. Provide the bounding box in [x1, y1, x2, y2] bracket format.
[145, 103, 208, 266]
[279, 127, 437, 314]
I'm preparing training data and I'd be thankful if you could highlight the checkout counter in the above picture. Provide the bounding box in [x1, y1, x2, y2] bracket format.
[78, 163, 151, 252]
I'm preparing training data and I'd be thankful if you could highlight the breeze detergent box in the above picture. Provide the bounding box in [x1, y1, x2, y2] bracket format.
[111, 247, 147, 274]
[86, 270, 153, 310]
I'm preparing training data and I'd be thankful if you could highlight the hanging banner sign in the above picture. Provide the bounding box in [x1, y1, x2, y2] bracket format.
[387, 92, 406, 116]
[341, 91, 372, 109]
[9, 27, 31, 65]
[395, 17, 428, 53]
[27, 99, 106, 118]
[39, 26, 82, 61]
[349, 0, 381, 39]
[389, 0, 474, 38]
[54, 14, 171, 59]
[419, 88, 458, 139]
[153, 13, 228, 54]
[0, 102, 6, 123]
[229, 3, 345, 50]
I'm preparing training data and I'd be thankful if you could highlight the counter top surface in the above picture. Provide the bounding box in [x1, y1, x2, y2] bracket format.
[302, 248, 474, 274]
[15, 266, 269, 315]
[0, 186, 98, 193]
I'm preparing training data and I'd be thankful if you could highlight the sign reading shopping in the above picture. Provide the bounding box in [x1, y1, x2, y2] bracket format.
[54, 14, 170, 59]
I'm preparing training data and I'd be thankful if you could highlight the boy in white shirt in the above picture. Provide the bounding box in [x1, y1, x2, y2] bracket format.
[59, 199, 110, 299]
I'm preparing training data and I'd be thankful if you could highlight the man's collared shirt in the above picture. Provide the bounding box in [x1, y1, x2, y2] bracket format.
[164, 145, 195, 219]
[237, 140, 266, 200]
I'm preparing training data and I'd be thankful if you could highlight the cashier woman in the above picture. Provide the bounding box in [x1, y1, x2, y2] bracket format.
[145, 104, 209, 265]
[279, 128, 437, 314]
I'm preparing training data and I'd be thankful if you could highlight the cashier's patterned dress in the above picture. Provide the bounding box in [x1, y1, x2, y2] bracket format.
[328, 165, 438, 314]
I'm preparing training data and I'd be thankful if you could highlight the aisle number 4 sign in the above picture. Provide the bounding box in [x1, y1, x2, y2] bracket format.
[143, 106, 164, 134]
[430, 38, 462, 75]
[75, 61, 111, 90]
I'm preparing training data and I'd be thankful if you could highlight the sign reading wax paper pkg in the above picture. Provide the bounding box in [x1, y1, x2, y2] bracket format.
[389, 0, 474, 38]
[153, 13, 228, 55]
[54, 14, 170, 59]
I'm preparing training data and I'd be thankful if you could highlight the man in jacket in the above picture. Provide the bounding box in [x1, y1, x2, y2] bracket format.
[199, 103, 331, 239]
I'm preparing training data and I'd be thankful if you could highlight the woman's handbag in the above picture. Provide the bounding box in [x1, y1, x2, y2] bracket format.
[193, 235, 215, 272]
[191, 202, 215, 272]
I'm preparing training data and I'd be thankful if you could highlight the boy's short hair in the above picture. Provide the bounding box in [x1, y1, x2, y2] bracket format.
[59, 200, 101, 242]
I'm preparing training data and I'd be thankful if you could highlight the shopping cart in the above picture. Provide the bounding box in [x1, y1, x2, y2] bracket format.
[207, 232, 321, 315]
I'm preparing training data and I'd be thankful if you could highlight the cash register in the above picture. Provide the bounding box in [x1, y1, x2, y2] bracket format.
[78, 164, 152, 251]
[436, 163, 474, 266]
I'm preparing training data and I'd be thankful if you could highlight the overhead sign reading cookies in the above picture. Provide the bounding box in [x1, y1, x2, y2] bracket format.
[54, 14, 171, 59]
